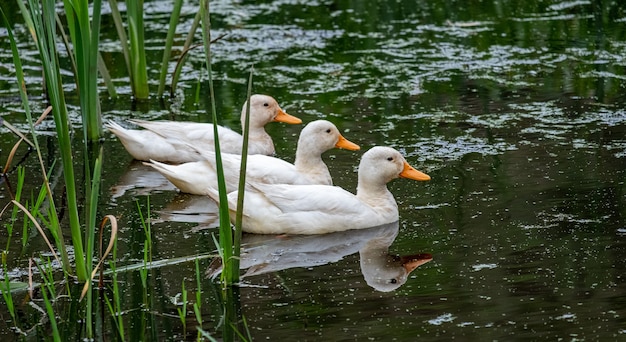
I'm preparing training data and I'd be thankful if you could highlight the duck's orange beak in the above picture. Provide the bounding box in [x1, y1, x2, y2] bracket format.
[400, 161, 430, 181]
[334, 134, 360, 151]
[274, 108, 302, 124]
[401, 253, 433, 273]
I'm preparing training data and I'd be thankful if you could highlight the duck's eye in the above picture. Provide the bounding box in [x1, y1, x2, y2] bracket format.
[263, 103, 269, 107]
[389, 279, 398, 284]
[326, 129, 331, 133]
[387, 157, 393, 161]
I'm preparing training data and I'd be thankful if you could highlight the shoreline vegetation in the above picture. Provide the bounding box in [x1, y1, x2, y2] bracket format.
[1, 1, 251, 340]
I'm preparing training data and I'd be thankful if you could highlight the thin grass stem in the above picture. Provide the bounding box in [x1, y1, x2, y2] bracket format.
[170, 11, 201, 97]
[232, 69, 254, 282]
[36, 259, 61, 342]
[177, 280, 188, 336]
[1, 252, 17, 323]
[158, 0, 184, 97]
[199, 0, 234, 285]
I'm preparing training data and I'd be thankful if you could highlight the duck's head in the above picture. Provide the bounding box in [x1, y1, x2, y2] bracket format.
[243, 94, 302, 128]
[297, 120, 360, 155]
[358, 146, 431, 186]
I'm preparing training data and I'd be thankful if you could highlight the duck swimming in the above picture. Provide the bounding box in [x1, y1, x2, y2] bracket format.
[145, 120, 360, 194]
[206, 146, 431, 234]
[105, 94, 301, 163]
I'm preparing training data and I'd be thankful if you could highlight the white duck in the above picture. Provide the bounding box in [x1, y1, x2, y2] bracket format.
[105, 94, 301, 163]
[207, 146, 431, 234]
[144, 120, 360, 194]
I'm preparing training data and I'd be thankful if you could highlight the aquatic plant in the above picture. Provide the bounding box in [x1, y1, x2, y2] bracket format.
[199, 1, 249, 340]
[3, 0, 115, 338]
[1, 0, 248, 338]
[199, 0, 246, 287]
[157, 0, 184, 97]
[108, 0, 150, 99]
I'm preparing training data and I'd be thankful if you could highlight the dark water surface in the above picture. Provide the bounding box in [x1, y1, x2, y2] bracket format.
[1, 0, 626, 340]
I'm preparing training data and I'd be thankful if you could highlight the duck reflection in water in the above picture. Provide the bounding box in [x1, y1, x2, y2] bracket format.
[150, 193, 218, 230]
[207, 221, 432, 292]
[109, 160, 176, 199]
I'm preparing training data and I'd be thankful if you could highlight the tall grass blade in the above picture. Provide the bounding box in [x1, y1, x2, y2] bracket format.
[199, 0, 234, 285]
[61, 8, 106, 326]
[157, 0, 184, 97]
[177, 280, 188, 336]
[126, 0, 150, 99]
[107, 0, 132, 86]
[232, 68, 254, 282]
[8, 166, 25, 248]
[61, 0, 103, 142]
[97, 53, 118, 98]
[20, 0, 86, 280]
[193, 258, 204, 339]
[36, 260, 61, 342]
[1, 252, 17, 323]
[170, 11, 201, 97]
[11, 200, 61, 266]
[6, 4, 74, 275]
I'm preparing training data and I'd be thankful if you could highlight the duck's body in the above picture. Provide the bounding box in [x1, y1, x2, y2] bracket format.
[105, 94, 301, 163]
[207, 146, 431, 234]
[145, 120, 360, 194]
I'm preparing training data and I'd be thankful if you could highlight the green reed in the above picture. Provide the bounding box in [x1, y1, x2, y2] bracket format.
[198, 2, 251, 340]
[170, 10, 200, 97]
[232, 70, 254, 279]
[199, 0, 249, 288]
[157, 0, 184, 97]
[3, 0, 252, 338]
[1, 252, 16, 325]
[108, 0, 149, 99]
[104, 239, 125, 339]
[61, 0, 103, 142]
[199, 0, 231, 284]
[5, 166, 24, 250]
[177, 280, 188, 336]
[126, 0, 149, 99]
[9, 1, 112, 338]
[57, 5, 107, 331]
[8, 2, 73, 276]
[193, 258, 204, 340]
[36, 258, 61, 342]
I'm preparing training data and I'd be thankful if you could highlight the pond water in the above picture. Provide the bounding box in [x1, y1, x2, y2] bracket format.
[1, 0, 626, 340]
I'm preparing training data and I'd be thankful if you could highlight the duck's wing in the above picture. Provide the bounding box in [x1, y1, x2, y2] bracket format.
[239, 183, 382, 234]
[107, 120, 196, 162]
[131, 120, 245, 154]
[145, 160, 215, 195]
[244, 155, 310, 185]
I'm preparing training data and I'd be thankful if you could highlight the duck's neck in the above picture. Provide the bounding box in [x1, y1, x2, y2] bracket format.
[294, 148, 332, 185]
[244, 121, 274, 154]
[356, 183, 398, 217]
[242, 119, 267, 138]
